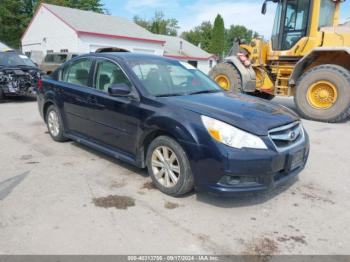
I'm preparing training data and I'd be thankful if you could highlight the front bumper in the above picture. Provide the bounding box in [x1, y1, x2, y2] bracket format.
[2, 85, 37, 96]
[182, 132, 310, 196]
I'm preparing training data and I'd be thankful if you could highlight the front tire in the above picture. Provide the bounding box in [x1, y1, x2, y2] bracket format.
[294, 64, 350, 122]
[46, 105, 68, 142]
[146, 136, 194, 197]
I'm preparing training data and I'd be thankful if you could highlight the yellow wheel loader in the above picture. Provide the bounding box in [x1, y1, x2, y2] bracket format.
[209, 0, 350, 122]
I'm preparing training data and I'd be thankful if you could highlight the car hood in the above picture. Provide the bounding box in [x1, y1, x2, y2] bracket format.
[163, 92, 299, 136]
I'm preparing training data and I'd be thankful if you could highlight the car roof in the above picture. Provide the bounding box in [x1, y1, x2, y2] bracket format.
[86, 52, 179, 63]
[45, 52, 79, 55]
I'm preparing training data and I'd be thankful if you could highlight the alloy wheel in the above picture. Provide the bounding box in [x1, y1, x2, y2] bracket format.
[48, 110, 60, 137]
[151, 146, 180, 188]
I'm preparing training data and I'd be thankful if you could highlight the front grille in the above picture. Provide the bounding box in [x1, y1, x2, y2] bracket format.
[269, 121, 304, 151]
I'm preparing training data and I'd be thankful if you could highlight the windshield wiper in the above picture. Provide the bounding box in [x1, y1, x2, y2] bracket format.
[15, 64, 34, 67]
[156, 93, 186, 97]
[188, 90, 221, 95]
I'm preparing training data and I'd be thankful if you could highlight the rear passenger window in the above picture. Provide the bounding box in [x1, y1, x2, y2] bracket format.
[95, 60, 131, 92]
[61, 59, 92, 87]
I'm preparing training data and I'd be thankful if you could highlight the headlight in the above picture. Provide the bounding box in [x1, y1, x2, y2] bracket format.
[201, 116, 267, 149]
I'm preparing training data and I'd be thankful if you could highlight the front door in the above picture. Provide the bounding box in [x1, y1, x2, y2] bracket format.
[87, 58, 141, 156]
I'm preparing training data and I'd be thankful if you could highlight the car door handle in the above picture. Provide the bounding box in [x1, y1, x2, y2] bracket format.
[87, 96, 106, 109]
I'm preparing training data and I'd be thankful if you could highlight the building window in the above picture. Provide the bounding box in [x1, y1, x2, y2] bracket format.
[187, 61, 198, 68]
[209, 60, 213, 68]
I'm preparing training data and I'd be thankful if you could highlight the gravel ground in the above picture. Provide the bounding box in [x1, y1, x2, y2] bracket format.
[0, 97, 349, 255]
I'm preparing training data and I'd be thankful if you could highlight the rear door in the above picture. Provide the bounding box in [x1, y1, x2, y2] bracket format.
[58, 57, 96, 137]
[86, 58, 141, 155]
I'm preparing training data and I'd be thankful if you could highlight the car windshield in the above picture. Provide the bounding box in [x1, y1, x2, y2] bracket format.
[128, 59, 221, 97]
[0, 52, 36, 67]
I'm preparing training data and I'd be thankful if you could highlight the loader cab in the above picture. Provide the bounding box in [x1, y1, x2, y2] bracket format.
[264, 0, 338, 51]
[271, 0, 312, 50]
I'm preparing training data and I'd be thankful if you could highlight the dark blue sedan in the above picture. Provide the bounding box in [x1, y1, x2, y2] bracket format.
[37, 52, 309, 197]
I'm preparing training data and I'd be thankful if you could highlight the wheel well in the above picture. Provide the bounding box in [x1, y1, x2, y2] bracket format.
[291, 51, 350, 85]
[139, 130, 177, 168]
[43, 102, 54, 122]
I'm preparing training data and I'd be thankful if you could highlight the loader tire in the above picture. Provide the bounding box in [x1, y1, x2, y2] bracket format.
[294, 64, 350, 123]
[209, 63, 242, 93]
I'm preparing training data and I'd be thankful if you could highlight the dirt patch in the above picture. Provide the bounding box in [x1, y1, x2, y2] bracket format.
[301, 192, 335, 205]
[290, 236, 307, 245]
[141, 181, 156, 190]
[293, 184, 335, 205]
[164, 201, 179, 209]
[277, 235, 307, 245]
[246, 237, 279, 255]
[26, 161, 40, 165]
[92, 195, 135, 210]
[110, 180, 126, 189]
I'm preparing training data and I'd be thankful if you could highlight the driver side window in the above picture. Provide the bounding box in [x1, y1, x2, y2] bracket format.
[95, 60, 131, 93]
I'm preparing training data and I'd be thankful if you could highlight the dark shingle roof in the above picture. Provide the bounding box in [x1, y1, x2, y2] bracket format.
[158, 35, 215, 60]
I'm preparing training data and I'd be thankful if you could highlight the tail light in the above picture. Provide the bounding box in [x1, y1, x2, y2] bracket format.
[37, 78, 43, 90]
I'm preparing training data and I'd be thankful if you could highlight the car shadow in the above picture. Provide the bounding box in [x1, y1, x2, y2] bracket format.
[0, 96, 37, 104]
[70, 140, 298, 207]
[71, 141, 149, 178]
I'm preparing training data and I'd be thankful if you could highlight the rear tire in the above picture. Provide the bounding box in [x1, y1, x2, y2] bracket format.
[146, 136, 194, 197]
[294, 64, 350, 122]
[46, 105, 68, 142]
[209, 63, 242, 93]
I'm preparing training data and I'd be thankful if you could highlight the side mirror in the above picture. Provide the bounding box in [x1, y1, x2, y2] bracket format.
[261, 1, 267, 15]
[108, 83, 131, 97]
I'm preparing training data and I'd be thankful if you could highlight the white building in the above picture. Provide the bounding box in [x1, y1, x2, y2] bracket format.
[160, 35, 217, 74]
[21, 4, 216, 73]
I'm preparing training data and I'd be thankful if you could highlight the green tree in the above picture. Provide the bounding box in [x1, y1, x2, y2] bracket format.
[225, 25, 259, 54]
[133, 11, 179, 36]
[0, 0, 26, 48]
[210, 14, 225, 57]
[0, 0, 106, 49]
[181, 21, 212, 53]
